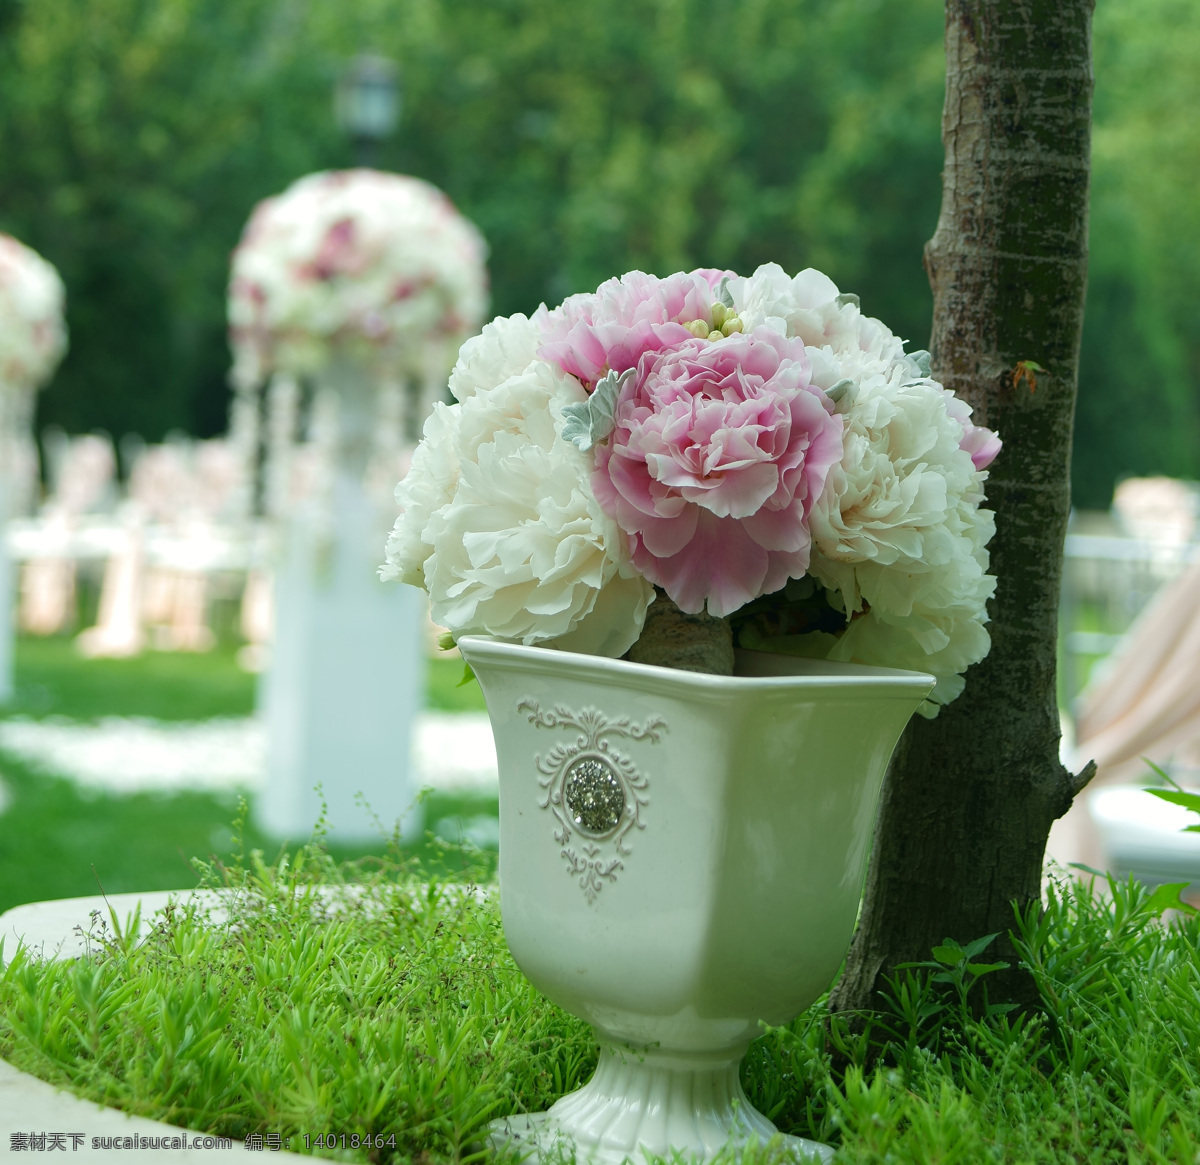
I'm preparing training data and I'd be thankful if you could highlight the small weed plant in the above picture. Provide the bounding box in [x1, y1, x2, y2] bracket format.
[2, 816, 1199, 1163]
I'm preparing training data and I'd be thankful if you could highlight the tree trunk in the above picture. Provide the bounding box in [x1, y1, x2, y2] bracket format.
[830, 0, 1096, 1019]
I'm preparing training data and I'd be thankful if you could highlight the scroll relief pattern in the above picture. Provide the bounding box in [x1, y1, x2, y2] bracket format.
[518, 699, 666, 903]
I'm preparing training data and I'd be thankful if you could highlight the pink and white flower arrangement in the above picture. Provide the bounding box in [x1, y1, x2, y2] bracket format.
[384, 264, 1000, 715]
[228, 170, 488, 389]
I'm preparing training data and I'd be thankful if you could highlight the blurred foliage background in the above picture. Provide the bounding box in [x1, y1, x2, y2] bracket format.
[0, 0, 1196, 507]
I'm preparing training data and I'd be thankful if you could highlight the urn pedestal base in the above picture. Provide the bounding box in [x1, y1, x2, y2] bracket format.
[488, 1043, 831, 1165]
[460, 635, 934, 1165]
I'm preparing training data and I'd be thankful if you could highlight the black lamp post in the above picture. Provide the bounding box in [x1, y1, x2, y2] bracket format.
[335, 54, 400, 168]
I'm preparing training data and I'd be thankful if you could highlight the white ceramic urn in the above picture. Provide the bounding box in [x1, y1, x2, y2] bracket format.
[457, 636, 934, 1165]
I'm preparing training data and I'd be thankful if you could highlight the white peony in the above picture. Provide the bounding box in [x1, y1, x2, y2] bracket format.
[825, 494, 996, 714]
[382, 330, 653, 656]
[808, 376, 980, 614]
[447, 311, 544, 403]
[730, 262, 997, 715]
[732, 262, 909, 364]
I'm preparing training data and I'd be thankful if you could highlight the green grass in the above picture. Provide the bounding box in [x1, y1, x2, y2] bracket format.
[0, 637, 492, 914]
[2, 850, 1199, 1164]
[6, 636, 257, 721]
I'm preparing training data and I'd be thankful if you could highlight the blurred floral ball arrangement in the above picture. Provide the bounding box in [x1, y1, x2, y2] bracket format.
[0, 233, 67, 401]
[384, 265, 1001, 716]
[227, 169, 489, 390]
[0, 233, 67, 499]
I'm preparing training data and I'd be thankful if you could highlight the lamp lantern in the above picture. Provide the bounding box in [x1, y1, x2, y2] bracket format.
[336, 54, 400, 166]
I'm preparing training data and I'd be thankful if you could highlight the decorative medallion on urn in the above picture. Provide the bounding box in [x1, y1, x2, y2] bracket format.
[518, 699, 664, 903]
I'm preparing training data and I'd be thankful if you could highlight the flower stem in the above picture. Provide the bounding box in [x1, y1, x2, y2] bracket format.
[624, 590, 734, 675]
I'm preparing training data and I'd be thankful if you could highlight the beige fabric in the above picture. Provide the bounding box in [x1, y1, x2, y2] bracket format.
[1076, 560, 1200, 785]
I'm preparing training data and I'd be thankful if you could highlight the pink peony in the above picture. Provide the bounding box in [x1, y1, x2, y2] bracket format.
[593, 328, 844, 617]
[959, 421, 1002, 471]
[537, 270, 716, 389]
[943, 393, 1002, 470]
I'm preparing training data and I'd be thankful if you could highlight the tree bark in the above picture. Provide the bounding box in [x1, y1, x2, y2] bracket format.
[830, 0, 1096, 1019]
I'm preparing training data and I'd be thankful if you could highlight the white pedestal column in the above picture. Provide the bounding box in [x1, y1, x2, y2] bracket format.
[256, 471, 425, 842]
[255, 359, 425, 843]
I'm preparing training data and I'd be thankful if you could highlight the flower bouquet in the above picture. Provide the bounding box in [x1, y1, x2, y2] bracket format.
[228, 169, 488, 390]
[227, 169, 490, 526]
[0, 233, 66, 391]
[385, 264, 998, 715]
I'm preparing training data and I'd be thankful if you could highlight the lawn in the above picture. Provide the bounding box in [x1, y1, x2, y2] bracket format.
[0, 636, 490, 914]
[5, 635, 1200, 1163]
[1, 844, 1198, 1164]
[5, 634, 486, 721]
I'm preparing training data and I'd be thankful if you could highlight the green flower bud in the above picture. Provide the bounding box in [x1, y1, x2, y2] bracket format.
[707, 330, 724, 342]
[710, 302, 727, 329]
[685, 319, 709, 339]
[720, 315, 743, 336]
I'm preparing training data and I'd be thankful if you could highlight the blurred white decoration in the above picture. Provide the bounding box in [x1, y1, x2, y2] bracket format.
[1112, 475, 1199, 548]
[75, 502, 145, 659]
[263, 373, 301, 520]
[1088, 785, 1200, 888]
[19, 433, 114, 637]
[129, 442, 193, 648]
[0, 234, 67, 701]
[158, 438, 244, 653]
[227, 170, 488, 841]
[237, 568, 274, 673]
[1076, 558, 1200, 781]
[74, 436, 252, 658]
[228, 169, 486, 391]
[227, 169, 489, 532]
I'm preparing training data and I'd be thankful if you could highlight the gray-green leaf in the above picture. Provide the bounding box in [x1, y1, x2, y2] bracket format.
[560, 367, 633, 451]
[909, 349, 933, 377]
[826, 378, 855, 405]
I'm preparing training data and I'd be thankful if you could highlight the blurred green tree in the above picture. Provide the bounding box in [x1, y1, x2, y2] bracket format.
[0, 0, 945, 446]
[0, 0, 341, 441]
[1074, 0, 1200, 506]
[1, 0, 1196, 509]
